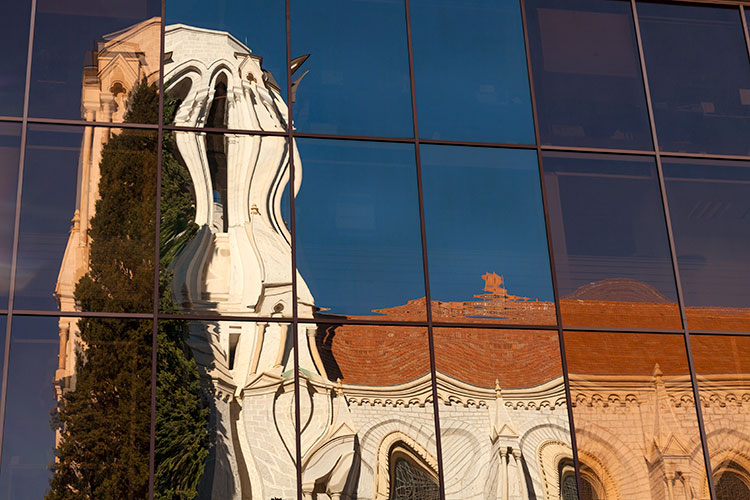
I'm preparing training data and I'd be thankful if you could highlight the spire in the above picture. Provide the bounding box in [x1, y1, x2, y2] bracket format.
[491, 379, 519, 443]
[649, 362, 690, 460]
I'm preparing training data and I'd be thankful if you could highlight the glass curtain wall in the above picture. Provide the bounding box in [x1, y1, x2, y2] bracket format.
[0, 0, 749, 499]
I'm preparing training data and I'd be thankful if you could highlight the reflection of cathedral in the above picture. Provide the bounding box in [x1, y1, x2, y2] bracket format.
[53, 17, 750, 500]
[54, 16, 161, 409]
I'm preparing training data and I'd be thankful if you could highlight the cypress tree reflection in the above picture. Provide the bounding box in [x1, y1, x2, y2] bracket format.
[47, 82, 209, 500]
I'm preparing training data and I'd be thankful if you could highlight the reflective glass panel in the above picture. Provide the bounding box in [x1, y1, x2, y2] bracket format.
[664, 158, 750, 332]
[692, 335, 750, 500]
[422, 145, 555, 325]
[565, 331, 708, 500]
[434, 328, 573, 500]
[638, 2, 750, 155]
[0, 124, 22, 308]
[291, 0, 413, 137]
[0, 316, 152, 499]
[14, 124, 156, 313]
[315, 324, 439, 498]
[526, 0, 652, 150]
[0, 0, 31, 116]
[165, 0, 288, 130]
[29, 0, 161, 123]
[543, 152, 680, 329]
[411, 0, 534, 144]
[295, 139, 425, 320]
[160, 132, 292, 318]
[156, 319, 296, 499]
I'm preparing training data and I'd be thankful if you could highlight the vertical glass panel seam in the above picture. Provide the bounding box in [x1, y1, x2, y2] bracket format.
[742, 5, 750, 65]
[286, 0, 304, 498]
[404, 0, 446, 497]
[148, 1, 167, 498]
[631, 1, 717, 498]
[0, 0, 37, 467]
[518, 0, 586, 497]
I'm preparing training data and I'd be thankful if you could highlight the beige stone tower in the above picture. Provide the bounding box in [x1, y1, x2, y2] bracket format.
[54, 16, 160, 410]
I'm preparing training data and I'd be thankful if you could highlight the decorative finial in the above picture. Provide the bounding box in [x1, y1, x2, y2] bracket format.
[495, 378, 502, 399]
[336, 378, 344, 397]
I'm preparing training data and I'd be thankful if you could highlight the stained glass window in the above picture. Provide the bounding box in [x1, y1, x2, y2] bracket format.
[716, 467, 750, 500]
[391, 458, 440, 500]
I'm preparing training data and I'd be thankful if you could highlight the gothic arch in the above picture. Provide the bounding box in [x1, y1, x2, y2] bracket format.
[537, 439, 620, 500]
[573, 422, 648, 499]
[374, 431, 439, 500]
[703, 450, 750, 500]
[714, 460, 750, 500]
[439, 424, 489, 499]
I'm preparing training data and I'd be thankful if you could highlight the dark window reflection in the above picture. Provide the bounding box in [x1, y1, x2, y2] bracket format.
[565, 331, 707, 500]
[0, 0, 31, 116]
[422, 145, 555, 325]
[0, 316, 58, 499]
[664, 158, 750, 331]
[526, 0, 652, 150]
[15, 124, 156, 312]
[295, 139, 425, 319]
[411, 0, 534, 144]
[165, 0, 288, 129]
[0, 316, 151, 499]
[543, 152, 680, 328]
[29, 0, 160, 122]
[0, 124, 22, 308]
[291, 0, 413, 137]
[638, 2, 750, 155]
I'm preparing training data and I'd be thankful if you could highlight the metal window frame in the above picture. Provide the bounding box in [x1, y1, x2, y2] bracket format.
[1, 1, 750, 499]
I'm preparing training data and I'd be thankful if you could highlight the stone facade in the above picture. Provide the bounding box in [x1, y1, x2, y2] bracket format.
[52, 18, 750, 500]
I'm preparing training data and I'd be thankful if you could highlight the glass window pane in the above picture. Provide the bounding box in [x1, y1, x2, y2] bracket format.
[315, 324, 439, 498]
[29, 0, 161, 123]
[165, 0, 288, 131]
[434, 327, 574, 500]
[0, 124, 22, 308]
[295, 139, 425, 320]
[638, 2, 750, 155]
[543, 152, 681, 329]
[156, 319, 296, 499]
[291, 0, 413, 137]
[692, 334, 750, 500]
[525, 0, 652, 150]
[160, 132, 292, 318]
[565, 331, 709, 500]
[14, 124, 156, 313]
[0, 316, 152, 499]
[664, 158, 750, 332]
[411, 0, 534, 144]
[0, 0, 31, 117]
[422, 145, 555, 325]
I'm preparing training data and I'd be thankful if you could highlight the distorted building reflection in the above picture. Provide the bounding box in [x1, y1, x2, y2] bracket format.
[566, 332, 750, 500]
[45, 14, 750, 500]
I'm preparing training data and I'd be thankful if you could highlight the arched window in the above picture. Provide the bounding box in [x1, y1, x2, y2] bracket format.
[559, 460, 602, 500]
[388, 445, 440, 500]
[715, 461, 750, 500]
[206, 74, 229, 231]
